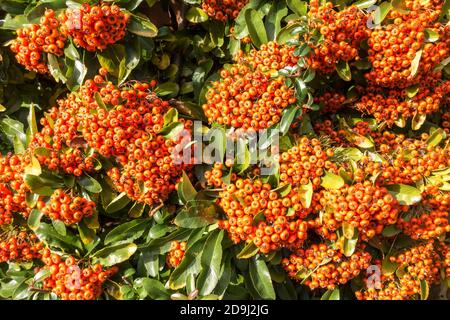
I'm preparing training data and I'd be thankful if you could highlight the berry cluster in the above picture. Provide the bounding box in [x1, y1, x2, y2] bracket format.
[315, 91, 346, 114]
[10, 9, 66, 73]
[397, 209, 450, 240]
[40, 189, 96, 225]
[356, 241, 444, 300]
[40, 249, 118, 300]
[282, 244, 371, 290]
[201, 0, 249, 22]
[307, 1, 368, 73]
[166, 240, 187, 268]
[60, 3, 129, 52]
[279, 136, 336, 189]
[0, 231, 43, 263]
[216, 177, 314, 253]
[203, 42, 297, 130]
[0, 154, 32, 224]
[365, 0, 447, 88]
[316, 181, 404, 240]
[355, 80, 450, 125]
[32, 70, 193, 207]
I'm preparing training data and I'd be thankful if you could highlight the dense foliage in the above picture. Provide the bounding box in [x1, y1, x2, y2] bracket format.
[0, 0, 449, 300]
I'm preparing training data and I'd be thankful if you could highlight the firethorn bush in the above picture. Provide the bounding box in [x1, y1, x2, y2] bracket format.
[0, 0, 449, 301]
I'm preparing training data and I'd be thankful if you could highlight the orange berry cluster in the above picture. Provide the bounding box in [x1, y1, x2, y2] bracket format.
[166, 241, 187, 268]
[316, 181, 403, 240]
[357, 241, 444, 300]
[279, 136, 336, 189]
[282, 244, 371, 290]
[397, 209, 450, 240]
[216, 178, 312, 253]
[40, 248, 118, 300]
[201, 0, 249, 22]
[32, 70, 193, 206]
[313, 121, 450, 185]
[307, 1, 368, 73]
[237, 42, 299, 73]
[79, 77, 193, 206]
[390, 242, 444, 285]
[10, 9, 66, 74]
[40, 189, 95, 225]
[252, 217, 308, 254]
[315, 91, 346, 114]
[365, 0, 447, 88]
[0, 231, 43, 263]
[32, 103, 97, 176]
[203, 42, 297, 130]
[0, 154, 32, 225]
[355, 80, 450, 125]
[60, 3, 129, 52]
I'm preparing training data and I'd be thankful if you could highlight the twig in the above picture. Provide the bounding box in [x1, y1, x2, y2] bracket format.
[149, 202, 164, 216]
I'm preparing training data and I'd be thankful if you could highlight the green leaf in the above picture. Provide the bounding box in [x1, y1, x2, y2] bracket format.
[249, 256, 276, 300]
[66, 58, 87, 91]
[177, 171, 197, 204]
[342, 228, 359, 257]
[298, 181, 313, 209]
[23, 156, 41, 176]
[127, 14, 158, 37]
[185, 7, 209, 23]
[27, 103, 38, 137]
[381, 225, 401, 237]
[321, 288, 340, 300]
[134, 278, 170, 300]
[405, 84, 419, 98]
[118, 38, 141, 85]
[78, 174, 102, 193]
[97, 44, 126, 78]
[286, 0, 307, 16]
[156, 82, 179, 97]
[0, 118, 26, 146]
[28, 209, 44, 231]
[77, 220, 96, 245]
[47, 54, 67, 83]
[411, 112, 426, 131]
[424, 29, 439, 42]
[24, 174, 62, 196]
[160, 122, 184, 140]
[163, 108, 178, 127]
[420, 279, 429, 300]
[92, 243, 137, 267]
[386, 184, 422, 205]
[273, 184, 292, 197]
[129, 202, 145, 218]
[354, 0, 377, 9]
[426, 128, 445, 147]
[35, 223, 83, 252]
[174, 204, 218, 228]
[382, 257, 398, 276]
[279, 106, 299, 135]
[237, 242, 259, 259]
[321, 171, 345, 190]
[373, 2, 392, 25]
[196, 230, 224, 296]
[52, 220, 66, 236]
[410, 49, 422, 77]
[105, 219, 150, 245]
[336, 61, 351, 81]
[265, 1, 288, 40]
[245, 9, 268, 48]
[105, 192, 131, 213]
